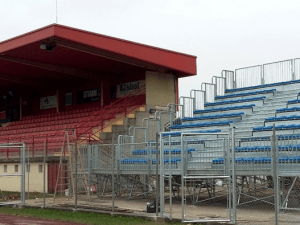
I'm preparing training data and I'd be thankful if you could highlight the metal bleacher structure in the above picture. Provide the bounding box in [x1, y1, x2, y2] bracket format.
[88, 58, 300, 223]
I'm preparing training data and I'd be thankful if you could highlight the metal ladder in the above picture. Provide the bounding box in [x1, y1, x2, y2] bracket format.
[53, 129, 90, 201]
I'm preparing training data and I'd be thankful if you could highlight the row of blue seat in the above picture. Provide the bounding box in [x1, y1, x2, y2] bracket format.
[213, 156, 300, 164]
[287, 99, 300, 104]
[266, 115, 300, 122]
[121, 158, 181, 164]
[204, 96, 265, 107]
[225, 79, 300, 93]
[182, 112, 244, 122]
[241, 135, 300, 142]
[236, 146, 271, 152]
[241, 134, 300, 142]
[277, 106, 300, 113]
[253, 124, 300, 131]
[216, 89, 276, 100]
[161, 129, 221, 137]
[212, 157, 272, 164]
[147, 140, 204, 146]
[170, 120, 232, 129]
[236, 145, 300, 152]
[194, 104, 255, 114]
[132, 148, 195, 155]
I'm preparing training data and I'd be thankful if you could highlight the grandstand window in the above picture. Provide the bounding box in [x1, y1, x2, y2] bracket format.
[14, 165, 18, 173]
[3, 165, 7, 173]
[26, 165, 30, 173]
[39, 165, 43, 173]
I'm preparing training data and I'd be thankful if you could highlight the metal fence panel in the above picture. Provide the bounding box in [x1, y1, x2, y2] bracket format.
[235, 65, 262, 88]
[222, 70, 235, 89]
[190, 90, 204, 111]
[202, 83, 215, 103]
[263, 59, 294, 85]
[0, 143, 26, 206]
[212, 76, 226, 96]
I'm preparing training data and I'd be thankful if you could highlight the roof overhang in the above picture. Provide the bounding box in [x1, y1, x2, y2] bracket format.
[0, 24, 197, 91]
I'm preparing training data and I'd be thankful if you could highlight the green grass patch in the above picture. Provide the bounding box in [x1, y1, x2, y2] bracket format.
[0, 206, 161, 225]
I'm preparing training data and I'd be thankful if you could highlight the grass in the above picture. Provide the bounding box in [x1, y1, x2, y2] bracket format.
[0, 206, 169, 225]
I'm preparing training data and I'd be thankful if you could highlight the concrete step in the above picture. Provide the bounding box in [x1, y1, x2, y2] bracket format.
[235, 121, 264, 128]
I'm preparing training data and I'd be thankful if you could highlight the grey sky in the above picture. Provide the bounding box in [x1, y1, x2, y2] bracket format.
[1, 0, 300, 97]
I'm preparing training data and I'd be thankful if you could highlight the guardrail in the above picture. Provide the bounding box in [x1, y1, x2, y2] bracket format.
[235, 58, 300, 88]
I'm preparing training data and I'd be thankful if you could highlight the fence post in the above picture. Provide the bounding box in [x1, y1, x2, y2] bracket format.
[112, 142, 115, 213]
[43, 140, 46, 208]
[292, 59, 295, 80]
[88, 145, 92, 200]
[261, 65, 265, 85]
[21, 143, 26, 205]
[271, 124, 279, 225]
[75, 139, 78, 210]
[231, 127, 236, 224]
[155, 132, 159, 217]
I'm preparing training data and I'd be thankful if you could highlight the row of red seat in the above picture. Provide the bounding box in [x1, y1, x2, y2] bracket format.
[0, 124, 78, 136]
[12, 112, 95, 126]
[21, 107, 101, 121]
[3, 118, 82, 131]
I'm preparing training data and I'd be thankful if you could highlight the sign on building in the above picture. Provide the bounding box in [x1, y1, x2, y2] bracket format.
[40, 95, 57, 109]
[77, 88, 100, 104]
[116, 80, 145, 98]
[65, 93, 73, 106]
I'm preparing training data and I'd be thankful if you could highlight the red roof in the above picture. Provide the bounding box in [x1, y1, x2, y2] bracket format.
[0, 24, 196, 90]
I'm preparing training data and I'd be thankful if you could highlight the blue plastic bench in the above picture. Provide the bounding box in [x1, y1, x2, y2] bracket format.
[204, 96, 265, 107]
[225, 79, 300, 93]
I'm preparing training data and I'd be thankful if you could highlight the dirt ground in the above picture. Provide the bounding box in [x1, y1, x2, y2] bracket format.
[22, 196, 279, 224]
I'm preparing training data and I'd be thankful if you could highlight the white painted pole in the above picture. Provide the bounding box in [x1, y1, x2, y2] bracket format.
[56, 0, 58, 24]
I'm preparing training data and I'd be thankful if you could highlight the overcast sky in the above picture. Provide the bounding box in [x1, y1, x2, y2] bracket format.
[1, 0, 300, 97]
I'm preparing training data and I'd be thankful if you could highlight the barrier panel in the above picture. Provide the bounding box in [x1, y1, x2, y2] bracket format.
[179, 132, 235, 223]
[235, 65, 262, 88]
[190, 89, 204, 111]
[263, 59, 293, 85]
[179, 97, 194, 118]
[0, 143, 26, 206]
[212, 76, 225, 96]
[222, 70, 235, 89]
[202, 83, 215, 103]
[294, 58, 300, 80]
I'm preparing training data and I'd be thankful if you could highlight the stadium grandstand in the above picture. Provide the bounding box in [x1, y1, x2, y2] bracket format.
[0, 24, 196, 193]
[0, 24, 300, 224]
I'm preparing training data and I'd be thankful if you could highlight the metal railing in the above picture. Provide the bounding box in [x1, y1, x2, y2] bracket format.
[179, 57, 300, 121]
[235, 58, 300, 88]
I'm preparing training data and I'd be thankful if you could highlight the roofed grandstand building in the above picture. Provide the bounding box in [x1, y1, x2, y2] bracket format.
[0, 24, 196, 193]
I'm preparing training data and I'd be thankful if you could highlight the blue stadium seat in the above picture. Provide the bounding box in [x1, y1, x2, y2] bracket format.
[182, 112, 244, 121]
[170, 120, 233, 129]
[161, 129, 221, 136]
[194, 104, 255, 114]
[215, 89, 276, 100]
[205, 96, 265, 107]
[225, 79, 300, 93]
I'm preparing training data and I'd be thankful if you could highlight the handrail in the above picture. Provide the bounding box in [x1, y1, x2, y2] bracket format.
[75, 85, 146, 141]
